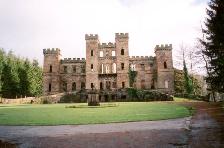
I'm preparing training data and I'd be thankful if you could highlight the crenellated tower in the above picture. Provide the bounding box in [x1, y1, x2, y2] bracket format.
[85, 34, 100, 90]
[155, 44, 174, 93]
[115, 33, 129, 88]
[43, 48, 61, 95]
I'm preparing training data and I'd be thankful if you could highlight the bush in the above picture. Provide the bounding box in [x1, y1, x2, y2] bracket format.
[59, 93, 86, 103]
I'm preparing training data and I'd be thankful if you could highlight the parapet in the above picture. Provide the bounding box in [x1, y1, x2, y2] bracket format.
[129, 56, 155, 61]
[99, 42, 115, 48]
[155, 44, 172, 51]
[61, 58, 86, 63]
[85, 34, 99, 40]
[43, 48, 60, 55]
[115, 33, 129, 39]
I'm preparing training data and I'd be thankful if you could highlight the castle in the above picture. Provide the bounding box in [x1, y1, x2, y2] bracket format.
[43, 33, 174, 99]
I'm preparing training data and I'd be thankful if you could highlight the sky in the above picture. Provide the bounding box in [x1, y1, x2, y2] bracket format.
[0, 0, 208, 71]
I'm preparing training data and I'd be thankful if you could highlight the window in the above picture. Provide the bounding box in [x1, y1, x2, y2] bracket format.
[106, 65, 110, 73]
[91, 50, 93, 56]
[141, 80, 145, 89]
[91, 64, 93, 71]
[91, 83, 94, 89]
[121, 63, 124, 70]
[141, 64, 145, 70]
[130, 64, 136, 71]
[121, 49, 124, 55]
[72, 82, 76, 91]
[100, 82, 103, 90]
[64, 66, 67, 73]
[49, 65, 52, 73]
[122, 82, 125, 88]
[106, 81, 111, 90]
[101, 64, 104, 74]
[100, 51, 103, 57]
[81, 82, 85, 90]
[62, 82, 67, 92]
[112, 82, 117, 88]
[164, 61, 167, 69]
[112, 51, 116, 57]
[81, 65, 85, 73]
[48, 83, 51, 92]
[165, 80, 169, 88]
[73, 65, 76, 73]
[112, 63, 116, 73]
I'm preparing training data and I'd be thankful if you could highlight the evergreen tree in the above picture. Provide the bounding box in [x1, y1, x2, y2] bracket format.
[183, 59, 193, 94]
[201, 0, 224, 92]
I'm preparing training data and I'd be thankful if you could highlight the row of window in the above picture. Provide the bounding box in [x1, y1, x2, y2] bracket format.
[91, 82, 125, 90]
[91, 63, 125, 72]
[91, 49, 125, 57]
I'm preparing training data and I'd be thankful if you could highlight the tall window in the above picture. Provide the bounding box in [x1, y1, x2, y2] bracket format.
[165, 80, 169, 88]
[112, 51, 116, 57]
[91, 83, 94, 89]
[64, 66, 67, 73]
[121, 63, 124, 70]
[106, 65, 110, 73]
[49, 65, 52, 73]
[106, 81, 111, 90]
[101, 64, 104, 74]
[130, 64, 136, 71]
[91, 50, 93, 56]
[164, 61, 167, 69]
[112, 82, 117, 88]
[73, 65, 76, 73]
[48, 83, 51, 92]
[72, 82, 76, 91]
[122, 82, 125, 88]
[121, 49, 124, 55]
[100, 82, 103, 90]
[81, 82, 85, 90]
[91, 64, 93, 71]
[112, 63, 116, 73]
[100, 51, 103, 57]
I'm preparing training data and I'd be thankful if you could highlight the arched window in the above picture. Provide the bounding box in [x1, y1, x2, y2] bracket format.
[121, 49, 124, 55]
[112, 63, 116, 73]
[164, 61, 167, 69]
[72, 82, 76, 91]
[49, 65, 52, 73]
[165, 80, 169, 88]
[100, 51, 103, 57]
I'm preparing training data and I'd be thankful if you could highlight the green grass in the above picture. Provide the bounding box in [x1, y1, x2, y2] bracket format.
[0, 102, 191, 126]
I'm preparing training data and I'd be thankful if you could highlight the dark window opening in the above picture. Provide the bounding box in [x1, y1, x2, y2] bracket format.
[122, 82, 125, 88]
[49, 65, 52, 73]
[91, 83, 94, 89]
[100, 82, 103, 90]
[91, 64, 93, 70]
[81, 82, 85, 90]
[112, 82, 117, 88]
[121, 49, 124, 55]
[72, 82, 76, 91]
[73, 65, 76, 73]
[64, 66, 67, 73]
[141, 64, 145, 70]
[164, 61, 167, 69]
[62, 82, 67, 92]
[106, 81, 111, 90]
[48, 83, 51, 92]
[111, 95, 116, 100]
[121, 63, 124, 70]
[104, 95, 109, 102]
[91, 50, 93, 56]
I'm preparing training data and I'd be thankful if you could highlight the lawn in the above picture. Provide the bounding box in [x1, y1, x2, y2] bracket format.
[0, 102, 191, 125]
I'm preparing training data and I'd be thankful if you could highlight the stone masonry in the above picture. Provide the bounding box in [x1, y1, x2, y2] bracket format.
[43, 33, 174, 96]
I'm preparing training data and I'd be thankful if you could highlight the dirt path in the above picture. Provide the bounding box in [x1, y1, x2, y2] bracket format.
[0, 102, 223, 148]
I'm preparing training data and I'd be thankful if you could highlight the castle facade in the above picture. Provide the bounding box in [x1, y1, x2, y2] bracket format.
[43, 33, 174, 97]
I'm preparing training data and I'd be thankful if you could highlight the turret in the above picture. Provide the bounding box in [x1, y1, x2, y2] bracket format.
[155, 44, 174, 94]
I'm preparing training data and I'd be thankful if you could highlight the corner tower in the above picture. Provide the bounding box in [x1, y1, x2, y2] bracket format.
[155, 44, 174, 94]
[85, 34, 99, 90]
[115, 33, 129, 88]
[43, 48, 61, 95]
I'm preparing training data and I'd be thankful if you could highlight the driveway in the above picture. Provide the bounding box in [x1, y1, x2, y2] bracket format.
[0, 102, 223, 148]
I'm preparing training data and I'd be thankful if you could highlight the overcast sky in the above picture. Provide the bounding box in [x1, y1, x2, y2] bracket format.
[0, 0, 208, 69]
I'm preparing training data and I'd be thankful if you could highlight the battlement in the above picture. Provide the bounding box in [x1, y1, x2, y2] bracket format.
[99, 42, 116, 48]
[43, 48, 60, 54]
[85, 34, 99, 40]
[129, 56, 155, 60]
[155, 44, 172, 51]
[61, 58, 85, 63]
[115, 33, 129, 39]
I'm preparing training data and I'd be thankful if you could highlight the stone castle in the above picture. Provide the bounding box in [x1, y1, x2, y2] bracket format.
[43, 33, 174, 98]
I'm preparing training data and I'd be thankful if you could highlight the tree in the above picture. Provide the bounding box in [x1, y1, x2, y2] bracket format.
[200, 0, 224, 93]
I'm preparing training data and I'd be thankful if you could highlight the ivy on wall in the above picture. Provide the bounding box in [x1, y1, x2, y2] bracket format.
[128, 68, 137, 87]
